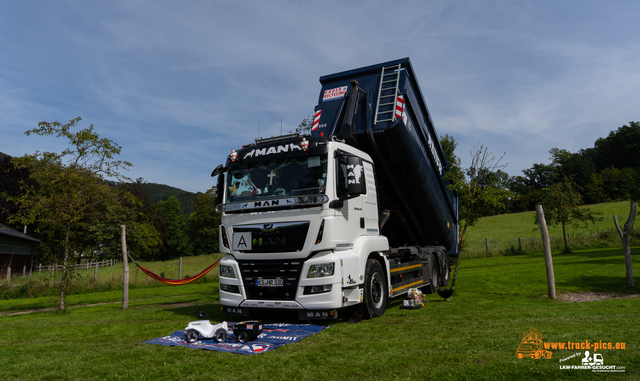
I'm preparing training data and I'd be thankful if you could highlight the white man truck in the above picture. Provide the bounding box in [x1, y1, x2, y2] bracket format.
[212, 58, 459, 319]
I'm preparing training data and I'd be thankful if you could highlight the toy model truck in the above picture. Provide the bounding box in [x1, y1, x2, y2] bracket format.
[212, 58, 459, 319]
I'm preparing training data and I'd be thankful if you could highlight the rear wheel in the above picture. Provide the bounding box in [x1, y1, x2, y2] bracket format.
[428, 255, 439, 294]
[237, 331, 249, 343]
[213, 328, 227, 343]
[440, 253, 450, 287]
[363, 259, 387, 319]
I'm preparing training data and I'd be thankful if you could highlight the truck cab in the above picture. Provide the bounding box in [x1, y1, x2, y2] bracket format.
[214, 135, 389, 319]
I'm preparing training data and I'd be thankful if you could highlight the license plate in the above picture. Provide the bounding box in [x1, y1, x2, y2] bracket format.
[256, 278, 284, 287]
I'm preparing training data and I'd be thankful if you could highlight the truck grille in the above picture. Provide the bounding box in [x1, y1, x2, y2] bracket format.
[233, 221, 309, 253]
[238, 260, 304, 300]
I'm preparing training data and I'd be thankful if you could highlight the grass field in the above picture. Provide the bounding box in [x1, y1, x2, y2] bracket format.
[463, 201, 638, 257]
[1, 245, 638, 380]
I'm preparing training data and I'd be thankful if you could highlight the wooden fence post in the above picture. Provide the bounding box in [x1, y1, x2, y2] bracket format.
[614, 201, 636, 287]
[121, 225, 129, 310]
[179, 257, 183, 279]
[536, 205, 556, 299]
[94, 262, 99, 283]
[6, 267, 10, 285]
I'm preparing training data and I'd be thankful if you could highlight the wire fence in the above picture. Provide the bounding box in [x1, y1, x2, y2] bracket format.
[2, 259, 120, 285]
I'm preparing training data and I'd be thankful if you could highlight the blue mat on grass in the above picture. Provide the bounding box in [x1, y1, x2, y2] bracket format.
[144, 323, 327, 355]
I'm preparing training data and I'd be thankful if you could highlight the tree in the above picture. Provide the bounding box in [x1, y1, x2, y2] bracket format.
[442, 138, 514, 249]
[114, 179, 164, 260]
[440, 134, 463, 183]
[155, 195, 191, 259]
[0, 155, 38, 231]
[293, 116, 313, 135]
[188, 187, 221, 255]
[86, 184, 163, 261]
[535, 177, 602, 253]
[592, 121, 640, 171]
[613, 201, 636, 287]
[6, 117, 131, 311]
[522, 163, 558, 190]
[549, 147, 595, 191]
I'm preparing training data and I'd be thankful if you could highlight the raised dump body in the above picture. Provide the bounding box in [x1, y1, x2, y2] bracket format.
[310, 58, 459, 254]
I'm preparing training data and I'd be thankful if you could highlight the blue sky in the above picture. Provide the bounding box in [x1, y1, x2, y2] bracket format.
[2, 1, 639, 193]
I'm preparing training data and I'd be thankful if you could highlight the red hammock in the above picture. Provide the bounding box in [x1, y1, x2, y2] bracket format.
[128, 253, 220, 286]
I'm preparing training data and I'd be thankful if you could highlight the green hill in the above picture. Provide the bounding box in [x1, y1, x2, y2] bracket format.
[143, 183, 196, 217]
[463, 200, 637, 256]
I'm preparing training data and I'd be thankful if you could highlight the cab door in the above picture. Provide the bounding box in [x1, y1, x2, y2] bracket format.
[333, 154, 367, 244]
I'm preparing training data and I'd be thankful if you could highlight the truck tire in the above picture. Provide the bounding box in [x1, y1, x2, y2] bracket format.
[363, 259, 387, 319]
[428, 255, 439, 294]
[185, 329, 199, 343]
[440, 253, 450, 287]
[213, 328, 227, 343]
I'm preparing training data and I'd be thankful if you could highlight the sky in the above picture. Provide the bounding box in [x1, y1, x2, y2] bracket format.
[1, 1, 639, 193]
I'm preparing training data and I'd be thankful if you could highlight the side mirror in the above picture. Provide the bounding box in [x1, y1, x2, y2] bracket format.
[215, 172, 225, 206]
[211, 164, 225, 177]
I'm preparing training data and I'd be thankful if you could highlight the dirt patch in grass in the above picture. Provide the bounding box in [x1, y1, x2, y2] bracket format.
[557, 292, 639, 302]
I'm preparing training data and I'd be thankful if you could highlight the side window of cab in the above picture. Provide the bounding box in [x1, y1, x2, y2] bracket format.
[337, 154, 366, 199]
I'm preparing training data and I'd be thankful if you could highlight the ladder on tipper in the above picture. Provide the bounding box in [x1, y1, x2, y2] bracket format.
[374, 63, 402, 125]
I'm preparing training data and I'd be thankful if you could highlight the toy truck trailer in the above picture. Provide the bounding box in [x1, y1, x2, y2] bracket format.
[212, 58, 459, 319]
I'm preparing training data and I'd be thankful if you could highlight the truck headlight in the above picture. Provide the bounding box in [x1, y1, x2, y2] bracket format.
[219, 265, 236, 278]
[307, 262, 334, 278]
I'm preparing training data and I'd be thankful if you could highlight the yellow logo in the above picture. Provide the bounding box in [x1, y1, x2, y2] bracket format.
[516, 330, 552, 359]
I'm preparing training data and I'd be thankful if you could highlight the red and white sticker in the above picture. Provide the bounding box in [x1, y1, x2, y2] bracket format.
[312, 110, 322, 130]
[395, 95, 407, 124]
[322, 86, 348, 101]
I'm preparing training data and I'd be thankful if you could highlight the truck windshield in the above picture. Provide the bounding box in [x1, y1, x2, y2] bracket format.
[226, 155, 327, 203]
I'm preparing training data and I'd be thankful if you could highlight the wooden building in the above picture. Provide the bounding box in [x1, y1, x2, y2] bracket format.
[0, 224, 40, 276]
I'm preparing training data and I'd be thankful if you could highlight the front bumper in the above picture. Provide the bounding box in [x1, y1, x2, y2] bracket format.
[218, 252, 344, 311]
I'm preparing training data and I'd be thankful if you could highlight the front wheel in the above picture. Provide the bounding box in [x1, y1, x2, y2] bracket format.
[363, 259, 387, 319]
[213, 328, 228, 343]
[185, 329, 199, 343]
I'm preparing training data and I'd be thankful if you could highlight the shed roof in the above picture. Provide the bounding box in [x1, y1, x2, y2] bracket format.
[0, 224, 41, 243]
